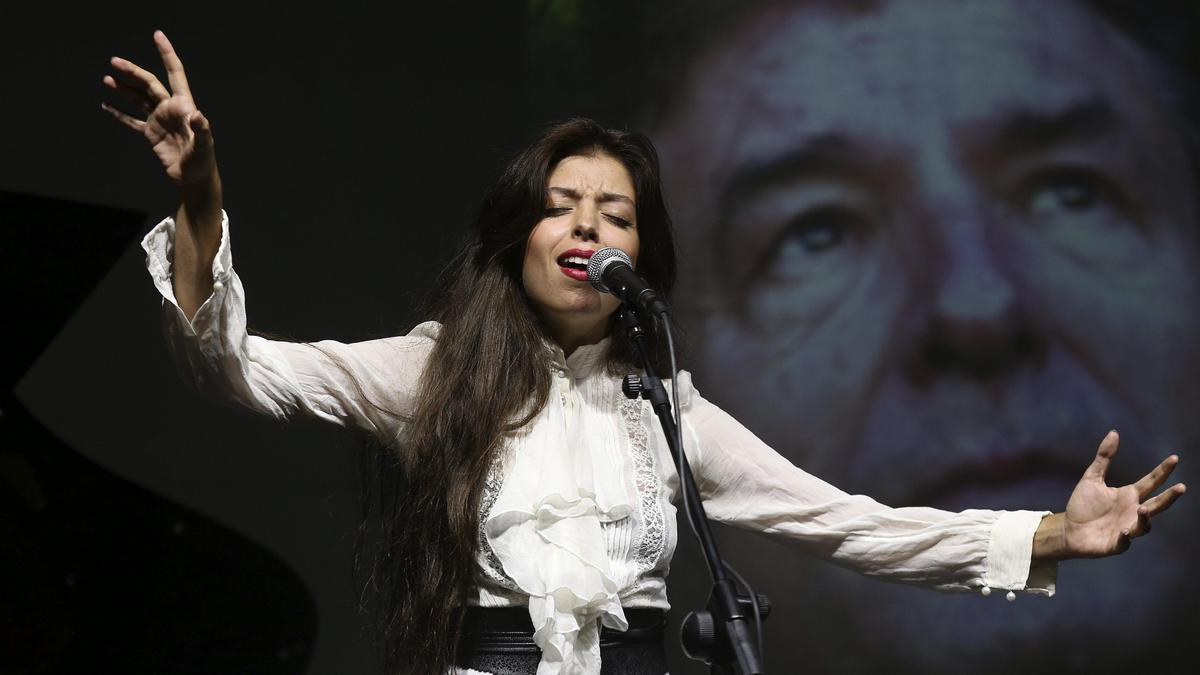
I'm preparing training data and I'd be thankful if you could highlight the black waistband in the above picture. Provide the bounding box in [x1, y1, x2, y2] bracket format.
[456, 607, 668, 674]
[459, 607, 667, 649]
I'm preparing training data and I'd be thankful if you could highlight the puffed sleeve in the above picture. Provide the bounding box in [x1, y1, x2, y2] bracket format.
[141, 212, 435, 439]
[677, 373, 1057, 596]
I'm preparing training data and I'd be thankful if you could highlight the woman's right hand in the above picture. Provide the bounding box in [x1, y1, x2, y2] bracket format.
[105, 30, 223, 321]
[102, 30, 216, 187]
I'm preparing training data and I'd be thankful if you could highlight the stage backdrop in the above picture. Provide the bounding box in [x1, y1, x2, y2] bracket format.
[4, 1, 1197, 673]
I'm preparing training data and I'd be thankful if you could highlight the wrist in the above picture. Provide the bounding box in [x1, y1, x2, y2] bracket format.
[180, 168, 223, 225]
[1032, 512, 1069, 561]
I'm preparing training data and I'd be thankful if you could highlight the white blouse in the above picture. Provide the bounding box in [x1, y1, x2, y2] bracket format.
[143, 213, 1056, 675]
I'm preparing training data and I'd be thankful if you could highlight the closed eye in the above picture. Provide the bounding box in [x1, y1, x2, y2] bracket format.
[544, 207, 572, 217]
[604, 213, 634, 228]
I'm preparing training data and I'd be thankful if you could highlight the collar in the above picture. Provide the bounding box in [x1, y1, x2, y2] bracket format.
[548, 336, 612, 377]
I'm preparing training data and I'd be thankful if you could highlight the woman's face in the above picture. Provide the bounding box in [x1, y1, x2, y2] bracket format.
[522, 153, 641, 343]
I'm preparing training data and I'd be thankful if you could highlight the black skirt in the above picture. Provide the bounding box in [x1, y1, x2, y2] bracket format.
[455, 607, 668, 675]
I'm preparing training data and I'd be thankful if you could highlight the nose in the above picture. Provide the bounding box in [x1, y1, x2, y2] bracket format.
[901, 213, 1045, 386]
[572, 203, 599, 243]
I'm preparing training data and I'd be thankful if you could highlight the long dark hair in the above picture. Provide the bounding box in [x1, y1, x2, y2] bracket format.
[360, 118, 676, 674]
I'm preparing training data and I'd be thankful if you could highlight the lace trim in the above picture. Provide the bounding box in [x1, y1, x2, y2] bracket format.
[621, 396, 665, 577]
[477, 453, 520, 592]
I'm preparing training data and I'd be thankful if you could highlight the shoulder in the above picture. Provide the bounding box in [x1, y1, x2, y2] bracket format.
[367, 320, 440, 354]
[405, 320, 442, 341]
[665, 369, 696, 409]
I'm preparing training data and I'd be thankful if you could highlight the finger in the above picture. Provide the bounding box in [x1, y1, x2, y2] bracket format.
[110, 56, 170, 103]
[153, 30, 192, 99]
[1141, 482, 1187, 517]
[188, 110, 214, 151]
[188, 109, 210, 137]
[103, 74, 154, 113]
[1133, 454, 1179, 499]
[100, 102, 146, 132]
[1131, 507, 1152, 538]
[1084, 430, 1120, 481]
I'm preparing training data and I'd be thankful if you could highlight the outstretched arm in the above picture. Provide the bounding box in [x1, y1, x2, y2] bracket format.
[1032, 431, 1186, 561]
[108, 32, 430, 438]
[103, 30, 221, 321]
[680, 378, 1053, 594]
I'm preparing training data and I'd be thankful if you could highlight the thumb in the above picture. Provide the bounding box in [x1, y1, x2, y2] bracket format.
[1084, 430, 1120, 481]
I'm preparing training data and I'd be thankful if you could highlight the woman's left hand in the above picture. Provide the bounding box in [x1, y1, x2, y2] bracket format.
[1035, 430, 1186, 560]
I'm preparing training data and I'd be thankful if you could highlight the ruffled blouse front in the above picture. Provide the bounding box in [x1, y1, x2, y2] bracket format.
[483, 340, 634, 673]
[143, 213, 1057, 675]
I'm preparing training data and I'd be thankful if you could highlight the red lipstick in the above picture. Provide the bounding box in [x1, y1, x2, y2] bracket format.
[556, 248, 596, 282]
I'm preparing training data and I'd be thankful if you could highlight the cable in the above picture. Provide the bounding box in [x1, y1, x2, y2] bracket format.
[660, 320, 699, 536]
[660, 316, 766, 668]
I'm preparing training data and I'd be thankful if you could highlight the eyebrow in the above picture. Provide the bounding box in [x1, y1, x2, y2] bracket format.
[988, 98, 1119, 154]
[717, 133, 870, 219]
[548, 186, 635, 206]
[717, 99, 1122, 216]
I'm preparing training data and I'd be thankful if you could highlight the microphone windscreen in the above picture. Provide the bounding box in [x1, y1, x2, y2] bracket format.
[586, 247, 633, 294]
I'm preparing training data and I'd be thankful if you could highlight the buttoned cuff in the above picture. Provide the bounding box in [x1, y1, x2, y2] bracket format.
[981, 510, 1057, 599]
[141, 210, 233, 335]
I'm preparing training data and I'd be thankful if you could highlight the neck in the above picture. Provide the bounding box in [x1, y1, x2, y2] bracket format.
[542, 313, 609, 358]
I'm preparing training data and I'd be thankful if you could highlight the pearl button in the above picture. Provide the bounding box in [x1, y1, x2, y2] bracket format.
[1006, 591, 1016, 602]
[980, 586, 991, 597]
[212, 280, 225, 292]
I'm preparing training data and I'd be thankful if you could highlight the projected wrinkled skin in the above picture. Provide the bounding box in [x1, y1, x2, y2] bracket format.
[655, 0, 1199, 671]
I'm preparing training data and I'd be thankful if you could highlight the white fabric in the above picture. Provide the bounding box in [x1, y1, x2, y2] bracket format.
[143, 213, 1057, 675]
[484, 366, 634, 674]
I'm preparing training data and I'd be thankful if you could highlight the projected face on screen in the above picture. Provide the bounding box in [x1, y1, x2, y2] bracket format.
[655, 0, 1198, 671]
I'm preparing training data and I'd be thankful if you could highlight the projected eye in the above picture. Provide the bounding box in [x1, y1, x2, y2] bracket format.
[784, 208, 854, 252]
[760, 206, 864, 281]
[1014, 166, 1147, 264]
[717, 177, 882, 325]
[717, 201, 878, 325]
[1032, 180, 1096, 212]
[1020, 168, 1127, 227]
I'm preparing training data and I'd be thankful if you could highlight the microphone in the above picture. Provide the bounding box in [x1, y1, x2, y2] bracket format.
[586, 247, 670, 317]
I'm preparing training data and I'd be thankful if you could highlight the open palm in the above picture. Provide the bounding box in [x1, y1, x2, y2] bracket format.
[102, 30, 214, 186]
[1063, 431, 1185, 558]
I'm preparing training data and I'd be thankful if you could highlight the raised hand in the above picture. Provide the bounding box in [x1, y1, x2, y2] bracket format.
[104, 30, 223, 320]
[1035, 431, 1187, 560]
[102, 30, 215, 187]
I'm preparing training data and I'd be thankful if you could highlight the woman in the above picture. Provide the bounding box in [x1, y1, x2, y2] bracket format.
[103, 31, 1186, 675]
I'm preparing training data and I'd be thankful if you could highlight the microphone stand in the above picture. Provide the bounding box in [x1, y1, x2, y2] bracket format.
[617, 309, 768, 675]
